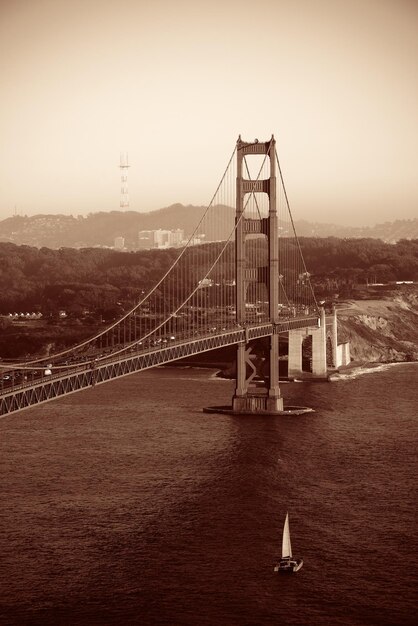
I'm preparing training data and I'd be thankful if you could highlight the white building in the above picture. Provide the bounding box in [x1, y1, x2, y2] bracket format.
[137, 230, 154, 249]
[137, 228, 185, 249]
[169, 229, 184, 247]
[153, 229, 171, 248]
[114, 236, 125, 250]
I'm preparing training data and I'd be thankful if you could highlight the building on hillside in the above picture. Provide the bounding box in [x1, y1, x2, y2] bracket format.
[168, 229, 184, 247]
[137, 230, 155, 249]
[114, 236, 125, 250]
[8, 312, 43, 319]
[137, 228, 185, 250]
[153, 229, 171, 248]
[188, 235, 205, 246]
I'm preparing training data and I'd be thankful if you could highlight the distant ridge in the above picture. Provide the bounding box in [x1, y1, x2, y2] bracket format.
[0, 205, 416, 249]
[290, 218, 418, 243]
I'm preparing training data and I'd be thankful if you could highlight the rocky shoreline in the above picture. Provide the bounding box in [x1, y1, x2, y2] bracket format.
[335, 286, 418, 363]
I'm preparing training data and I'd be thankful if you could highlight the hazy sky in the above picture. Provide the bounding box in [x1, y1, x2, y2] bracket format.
[0, 0, 417, 225]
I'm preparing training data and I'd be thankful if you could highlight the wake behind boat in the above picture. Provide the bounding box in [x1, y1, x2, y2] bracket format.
[274, 512, 303, 573]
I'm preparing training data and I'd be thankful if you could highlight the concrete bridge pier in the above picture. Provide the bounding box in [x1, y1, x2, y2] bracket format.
[288, 308, 327, 378]
[311, 308, 327, 376]
[288, 330, 303, 377]
[232, 334, 284, 414]
[288, 307, 351, 378]
[330, 306, 351, 369]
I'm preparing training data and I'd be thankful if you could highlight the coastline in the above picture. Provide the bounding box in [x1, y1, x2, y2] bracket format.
[328, 359, 418, 381]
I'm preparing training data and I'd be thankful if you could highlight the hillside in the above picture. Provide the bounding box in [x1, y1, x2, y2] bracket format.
[336, 287, 418, 363]
[0, 236, 417, 366]
[0, 206, 417, 249]
[0, 205, 234, 249]
[0, 238, 416, 315]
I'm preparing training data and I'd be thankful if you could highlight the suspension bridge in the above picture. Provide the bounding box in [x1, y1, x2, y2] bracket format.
[0, 136, 349, 418]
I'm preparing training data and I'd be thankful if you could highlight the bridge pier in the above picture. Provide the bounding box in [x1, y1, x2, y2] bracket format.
[311, 308, 327, 376]
[332, 306, 339, 368]
[330, 306, 351, 368]
[288, 307, 351, 377]
[288, 330, 304, 377]
[232, 335, 284, 414]
[288, 307, 327, 378]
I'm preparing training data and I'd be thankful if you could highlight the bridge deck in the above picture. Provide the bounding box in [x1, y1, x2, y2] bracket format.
[0, 317, 319, 418]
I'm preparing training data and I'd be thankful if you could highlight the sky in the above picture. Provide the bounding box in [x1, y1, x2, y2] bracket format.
[0, 0, 417, 226]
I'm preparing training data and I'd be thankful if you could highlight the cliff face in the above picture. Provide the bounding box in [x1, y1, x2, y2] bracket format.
[336, 287, 418, 363]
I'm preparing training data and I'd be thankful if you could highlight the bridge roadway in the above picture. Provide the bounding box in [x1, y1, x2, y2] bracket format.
[0, 316, 319, 418]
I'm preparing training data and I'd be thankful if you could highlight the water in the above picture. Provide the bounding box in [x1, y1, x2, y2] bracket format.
[1, 363, 417, 626]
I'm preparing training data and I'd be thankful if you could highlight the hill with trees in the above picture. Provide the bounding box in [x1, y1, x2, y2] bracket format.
[0, 237, 417, 360]
[0, 237, 416, 316]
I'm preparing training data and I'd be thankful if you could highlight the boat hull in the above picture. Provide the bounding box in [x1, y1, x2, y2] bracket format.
[274, 558, 303, 573]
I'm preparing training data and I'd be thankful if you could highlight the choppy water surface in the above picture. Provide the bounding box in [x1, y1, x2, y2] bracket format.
[1, 363, 417, 625]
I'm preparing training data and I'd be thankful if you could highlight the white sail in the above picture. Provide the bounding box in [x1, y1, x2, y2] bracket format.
[281, 512, 292, 558]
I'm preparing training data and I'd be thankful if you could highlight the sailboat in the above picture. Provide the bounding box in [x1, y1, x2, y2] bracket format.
[274, 512, 303, 573]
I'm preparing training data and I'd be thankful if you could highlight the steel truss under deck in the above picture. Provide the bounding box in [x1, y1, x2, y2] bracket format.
[0, 317, 318, 418]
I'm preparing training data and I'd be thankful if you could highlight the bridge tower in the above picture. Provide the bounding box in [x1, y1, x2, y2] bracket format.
[232, 136, 284, 413]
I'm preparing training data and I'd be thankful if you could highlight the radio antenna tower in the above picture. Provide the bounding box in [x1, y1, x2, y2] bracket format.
[119, 152, 130, 208]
